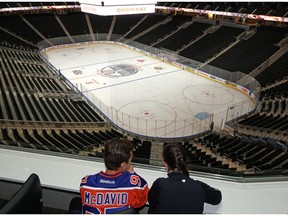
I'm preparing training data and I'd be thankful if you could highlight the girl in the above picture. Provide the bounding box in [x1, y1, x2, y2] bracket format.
[148, 143, 222, 214]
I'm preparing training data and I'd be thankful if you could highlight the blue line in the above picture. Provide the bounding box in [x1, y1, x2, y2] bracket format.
[82, 68, 182, 93]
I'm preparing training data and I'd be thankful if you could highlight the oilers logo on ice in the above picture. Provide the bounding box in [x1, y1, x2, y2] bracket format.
[100, 64, 138, 77]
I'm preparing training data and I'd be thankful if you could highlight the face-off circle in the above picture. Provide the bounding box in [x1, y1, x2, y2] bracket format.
[182, 84, 235, 106]
[116, 101, 177, 130]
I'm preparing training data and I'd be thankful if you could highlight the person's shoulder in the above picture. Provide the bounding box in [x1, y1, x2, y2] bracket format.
[81, 173, 99, 185]
[152, 177, 167, 184]
[124, 171, 149, 187]
[82, 173, 98, 179]
[194, 179, 207, 186]
[127, 171, 146, 179]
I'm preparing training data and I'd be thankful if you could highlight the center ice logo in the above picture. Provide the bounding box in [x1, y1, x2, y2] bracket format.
[100, 64, 138, 77]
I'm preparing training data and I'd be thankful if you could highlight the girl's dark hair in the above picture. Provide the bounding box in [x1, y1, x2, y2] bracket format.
[163, 143, 189, 177]
[104, 138, 133, 170]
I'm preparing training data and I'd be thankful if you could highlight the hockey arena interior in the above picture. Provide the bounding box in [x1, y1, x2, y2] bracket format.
[0, 1, 288, 214]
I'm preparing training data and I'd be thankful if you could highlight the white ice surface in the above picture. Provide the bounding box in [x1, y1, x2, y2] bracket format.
[44, 43, 254, 138]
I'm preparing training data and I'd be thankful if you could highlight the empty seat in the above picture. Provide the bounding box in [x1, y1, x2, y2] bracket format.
[0, 173, 43, 214]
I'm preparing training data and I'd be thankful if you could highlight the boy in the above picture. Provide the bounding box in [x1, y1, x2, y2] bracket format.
[80, 138, 149, 214]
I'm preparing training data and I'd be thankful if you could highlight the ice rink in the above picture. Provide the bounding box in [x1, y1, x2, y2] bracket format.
[44, 43, 255, 138]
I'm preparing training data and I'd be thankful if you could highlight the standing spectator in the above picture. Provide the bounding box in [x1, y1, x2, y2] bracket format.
[210, 121, 214, 134]
[80, 138, 149, 214]
[148, 143, 222, 214]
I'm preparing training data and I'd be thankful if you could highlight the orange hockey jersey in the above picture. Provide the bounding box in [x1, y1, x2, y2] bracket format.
[80, 171, 148, 214]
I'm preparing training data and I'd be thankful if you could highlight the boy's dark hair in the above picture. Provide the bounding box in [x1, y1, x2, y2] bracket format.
[163, 143, 189, 177]
[104, 138, 134, 170]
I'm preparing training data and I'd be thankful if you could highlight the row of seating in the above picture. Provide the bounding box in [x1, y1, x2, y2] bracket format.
[1, 127, 122, 153]
[180, 141, 237, 171]
[237, 83, 288, 134]
[0, 70, 64, 93]
[210, 26, 287, 74]
[0, 126, 151, 165]
[154, 21, 212, 52]
[156, 2, 288, 17]
[113, 14, 145, 36]
[132, 138, 152, 161]
[260, 98, 288, 114]
[0, 90, 103, 122]
[124, 14, 168, 40]
[179, 25, 244, 63]
[0, 45, 104, 123]
[2, 116, 287, 174]
[238, 113, 288, 131]
[261, 81, 288, 99]
[0, 1, 78, 8]
[255, 51, 288, 87]
[0, 47, 41, 63]
[199, 133, 288, 170]
[135, 15, 192, 45]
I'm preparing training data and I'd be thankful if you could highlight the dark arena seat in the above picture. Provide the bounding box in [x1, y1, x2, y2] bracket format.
[0, 173, 43, 214]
